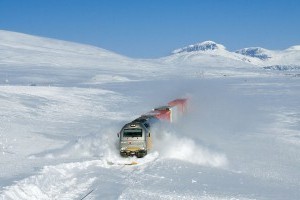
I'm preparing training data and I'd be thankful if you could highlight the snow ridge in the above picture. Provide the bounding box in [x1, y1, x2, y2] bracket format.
[172, 41, 226, 54]
[235, 47, 271, 60]
[286, 45, 300, 51]
[263, 65, 300, 71]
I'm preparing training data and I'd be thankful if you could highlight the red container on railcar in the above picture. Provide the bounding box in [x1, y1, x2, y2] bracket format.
[168, 98, 188, 114]
[143, 107, 171, 122]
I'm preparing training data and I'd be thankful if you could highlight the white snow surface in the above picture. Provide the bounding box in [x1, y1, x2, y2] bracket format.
[0, 30, 300, 200]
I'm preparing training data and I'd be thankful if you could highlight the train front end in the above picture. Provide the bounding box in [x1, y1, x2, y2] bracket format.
[119, 122, 148, 158]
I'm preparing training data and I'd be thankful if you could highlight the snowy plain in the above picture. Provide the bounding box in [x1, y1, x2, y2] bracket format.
[0, 30, 300, 200]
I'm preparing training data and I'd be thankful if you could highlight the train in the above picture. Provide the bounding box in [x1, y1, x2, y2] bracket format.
[117, 98, 188, 158]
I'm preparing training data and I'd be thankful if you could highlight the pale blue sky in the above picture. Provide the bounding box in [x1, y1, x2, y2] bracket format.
[1, 0, 300, 58]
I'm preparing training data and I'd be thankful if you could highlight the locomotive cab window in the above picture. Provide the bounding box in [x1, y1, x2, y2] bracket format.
[123, 128, 143, 137]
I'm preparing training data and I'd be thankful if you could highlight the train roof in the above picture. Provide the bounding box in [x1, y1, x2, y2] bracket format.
[132, 115, 157, 123]
[154, 106, 171, 111]
[168, 98, 187, 106]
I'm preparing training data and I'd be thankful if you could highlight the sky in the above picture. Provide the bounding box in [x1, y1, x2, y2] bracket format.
[1, 0, 300, 58]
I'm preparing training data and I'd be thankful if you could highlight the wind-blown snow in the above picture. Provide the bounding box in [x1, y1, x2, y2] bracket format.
[154, 130, 228, 167]
[1, 30, 300, 200]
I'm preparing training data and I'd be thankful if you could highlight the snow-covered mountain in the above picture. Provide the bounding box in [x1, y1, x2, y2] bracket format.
[172, 41, 226, 54]
[0, 30, 128, 66]
[169, 40, 300, 69]
[0, 31, 265, 86]
[235, 47, 272, 60]
[1, 29, 300, 87]
[0, 30, 165, 85]
[165, 41, 263, 67]
[235, 46, 300, 67]
[2, 30, 299, 69]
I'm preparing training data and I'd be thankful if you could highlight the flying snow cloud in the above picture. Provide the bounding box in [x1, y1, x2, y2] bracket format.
[152, 126, 228, 168]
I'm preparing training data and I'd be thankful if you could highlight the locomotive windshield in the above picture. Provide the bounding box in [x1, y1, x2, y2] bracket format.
[123, 128, 143, 137]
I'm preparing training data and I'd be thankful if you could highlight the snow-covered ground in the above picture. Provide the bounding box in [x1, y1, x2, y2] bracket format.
[0, 30, 300, 199]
